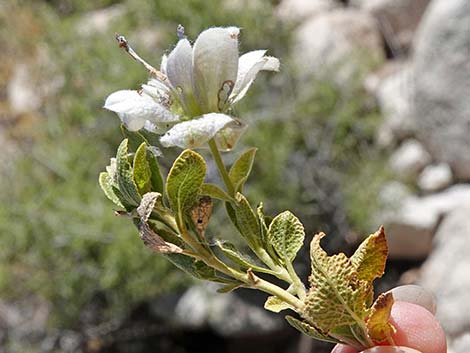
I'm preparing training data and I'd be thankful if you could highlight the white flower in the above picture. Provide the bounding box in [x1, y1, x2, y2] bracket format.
[104, 26, 279, 150]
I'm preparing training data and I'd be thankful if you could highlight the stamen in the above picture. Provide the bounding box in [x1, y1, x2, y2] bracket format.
[115, 33, 167, 81]
[176, 24, 186, 40]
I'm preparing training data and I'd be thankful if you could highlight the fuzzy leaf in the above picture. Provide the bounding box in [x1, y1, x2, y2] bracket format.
[116, 139, 141, 207]
[133, 143, 152, 195]
[302, 232, 371, 333]
[231, 193, 262, 249]
[285, 316, 339, 344]
[229, 148, 257, 192]
[166, 150, 206, 215]
[200, 183, 233, 202]
[264, 296, 291, 313]
[216, 241, 276, 275]
[99, 172, 124, 208]
[350, 226, 388, 282]
[268, 211, 305, 263]
[366, 292, 395, 343]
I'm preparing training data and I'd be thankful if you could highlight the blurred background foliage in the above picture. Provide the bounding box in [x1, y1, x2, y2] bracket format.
[0, 0, 389, 351]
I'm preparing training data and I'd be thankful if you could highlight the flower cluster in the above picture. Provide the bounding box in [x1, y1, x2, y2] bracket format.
[104, 26, 279, 151]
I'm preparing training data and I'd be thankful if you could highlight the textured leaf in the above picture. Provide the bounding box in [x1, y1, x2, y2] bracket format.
[166, 150, 206, 215]
[216, 241, 276, 275]
[231, 193, 262, 249]
[116, 139, 141, 207]
[303, 232, 371, 333]
[350, 226, 388, 282]
[268, 211, 305, 263]
[200, 183, 233, 202]
[146, 146, 164, 194]
[121, 124, 149, 151]
[99, 172, 124, 208]
[264, 296, 291, 313]
[366, 292, 395, 343]
[133, 143, 152, 195]
[285, 316, 339, 344]
[229, 148, 257, 192]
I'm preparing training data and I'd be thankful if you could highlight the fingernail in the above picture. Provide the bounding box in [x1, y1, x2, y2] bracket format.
[361, 346, 422, 353]
[387, 285, 437, 315]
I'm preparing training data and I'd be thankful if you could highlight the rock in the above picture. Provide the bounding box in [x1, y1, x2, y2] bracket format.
[350, 0, 430, 52]
[369, 62, 415, 146]
[292, 9, 384, 84]
[412, 0, 470, 180]
[7, 64, 42, 114]
[276, 0, 339, 23]
[380, 184, 470, 259]
[419, 207, 470, 342]
[418, 163, 453, 192]
[174, 284, 282, 337]
[389, 139, 431, 178]
[75, 4, 126, 36]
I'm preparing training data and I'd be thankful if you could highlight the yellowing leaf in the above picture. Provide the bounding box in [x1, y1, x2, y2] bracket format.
[350, 226, 388, 282]
[268, 211, 305, 263]
[190, 196, 213, 237]
[303, 232, 371, 333]
[116, 139, 141, 207]
[264, 296, 291, 313]
[200, 183, 233, 202]
[232, 193, 263, 249]
[133, 143, 152, 195]
[366, 292, 396, 343]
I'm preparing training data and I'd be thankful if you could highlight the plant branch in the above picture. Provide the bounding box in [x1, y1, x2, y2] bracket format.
[208, 139, 235, 196]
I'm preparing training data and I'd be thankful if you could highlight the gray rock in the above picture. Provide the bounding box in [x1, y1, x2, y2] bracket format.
[419, 207, 470, 340]
[370, 63, 416, 146]
[292, 9, 384, 84]
[276, 0, 339, 23]
[412, 0, 470, 180]
[418, 163, 453, 192]
[389, 139, 431, 178]
[174, 284, 282, 337]
[351, 0, 430, 52]
[381, 184, 470, 259]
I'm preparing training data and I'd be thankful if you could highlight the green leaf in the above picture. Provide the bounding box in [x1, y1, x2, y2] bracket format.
[350, 226, 388, 282]
[366, 292, 395, 344]
[264, 296, 291, 313]
[215, 241, 277, 275]
[268, 211, 305, 263]
[285, 316, 339, 344]
[116, 139, 141, 207]
[231, 193, 262, 249]
[229, 148, 257, 192]
[302, 232, 371, 333]
[200, 183, 233, 202]
[133, 143, 152, 195]
[166, 150, 206, 215]
[147, 147, 164, 194]
[99, 172, 124, 208]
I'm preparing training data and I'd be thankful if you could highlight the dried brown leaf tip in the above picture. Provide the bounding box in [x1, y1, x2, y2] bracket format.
[190, 196, 213, 237]
[366, 291, 396, 344]
[138, 222, 183, 254]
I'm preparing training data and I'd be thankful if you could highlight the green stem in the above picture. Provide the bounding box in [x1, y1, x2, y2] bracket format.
[208, 139, 235, 196]
[285, 260, 306, 300]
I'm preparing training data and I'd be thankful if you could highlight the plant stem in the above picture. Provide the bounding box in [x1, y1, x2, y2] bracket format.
[285, 260, 306, 300]
[208, 139, 235, 196]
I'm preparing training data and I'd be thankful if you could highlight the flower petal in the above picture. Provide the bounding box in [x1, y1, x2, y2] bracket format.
[230, 51, 280, 105]
[160, 54, 168, 75]
[104, 89, 180, 131]
[160, 113, 234, 149]
[192, 27, 239, 113]
[166, 39, 200, 116]
[214, 118, 248, 151]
